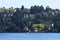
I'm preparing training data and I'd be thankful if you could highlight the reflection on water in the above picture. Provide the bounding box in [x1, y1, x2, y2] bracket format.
[0, 33, 60, 40]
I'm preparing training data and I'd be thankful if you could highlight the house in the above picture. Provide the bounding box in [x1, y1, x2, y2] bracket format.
[29, 14, 35, 19]
[24, 14, 29, 18]
[44, 23, 54, 30]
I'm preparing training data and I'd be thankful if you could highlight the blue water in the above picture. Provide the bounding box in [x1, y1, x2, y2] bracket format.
[0, 33, 60, 40]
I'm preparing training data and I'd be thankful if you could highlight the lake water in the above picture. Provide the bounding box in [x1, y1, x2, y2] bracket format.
[0, 33, 60, 40]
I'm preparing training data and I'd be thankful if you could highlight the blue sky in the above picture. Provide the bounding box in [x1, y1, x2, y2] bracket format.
[0, 0, 60, 9]
[0, 33, 60, 40]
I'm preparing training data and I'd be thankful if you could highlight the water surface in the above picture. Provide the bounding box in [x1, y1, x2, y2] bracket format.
[0, 33, 60, 40]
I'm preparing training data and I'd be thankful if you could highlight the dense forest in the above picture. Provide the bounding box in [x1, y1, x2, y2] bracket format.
[0, 5, 60, 33]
